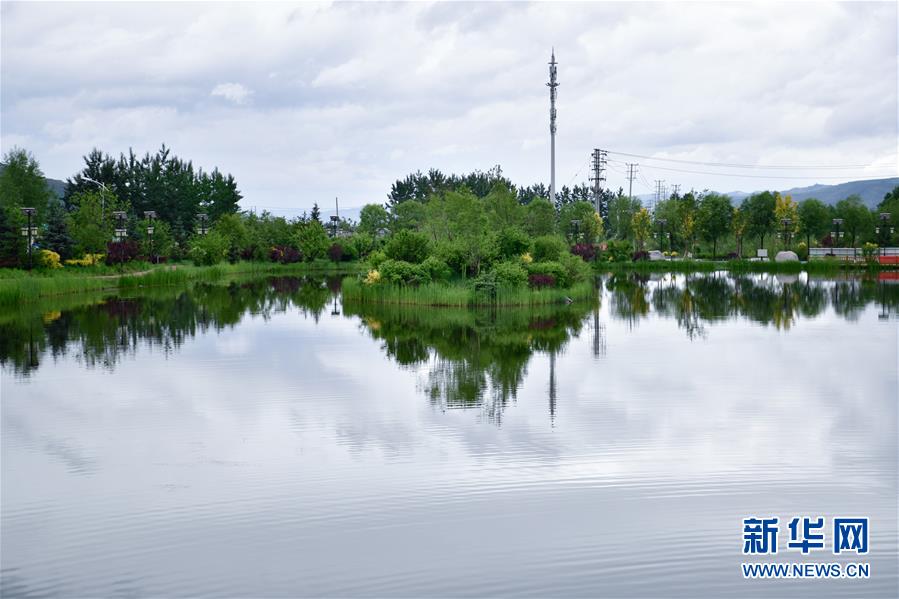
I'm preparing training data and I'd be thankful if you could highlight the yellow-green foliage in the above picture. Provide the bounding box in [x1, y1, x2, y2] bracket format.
[364, 269, 381, 285]
[64, 253, 105, 267]
[39, 249, 62, 269]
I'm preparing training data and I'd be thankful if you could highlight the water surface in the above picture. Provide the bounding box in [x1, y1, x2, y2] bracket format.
[2, 273, 897, 597]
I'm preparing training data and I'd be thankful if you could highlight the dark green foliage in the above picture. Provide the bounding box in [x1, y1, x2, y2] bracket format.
[189, 231, 228, 266]
[310, 203, 321, 223]
[741, 191, 777, 249]
[44, 201, 74, 259]
[0, 148, 54, 266]
[378, 259, 431, 285]
[496, 227, 531, 259]
[532, 235, 567, 262]
[489, 261, 528, 287]
[797, 198, 831, 247]
[420, 256, 452, 282]
[384, 229, 430, 263]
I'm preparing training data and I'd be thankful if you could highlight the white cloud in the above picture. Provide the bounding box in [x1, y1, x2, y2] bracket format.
[210, 82, 253, 105]
[0, 1, 896, 214]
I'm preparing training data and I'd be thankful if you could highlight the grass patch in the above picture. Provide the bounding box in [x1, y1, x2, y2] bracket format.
[0, 260, 362, 307]
[341, 278, 597, 307]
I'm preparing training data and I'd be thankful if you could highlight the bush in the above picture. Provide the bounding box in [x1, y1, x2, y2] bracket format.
[106, 240, 141, 265]
[632, 250, 649, 262]
[532, 235, 567, 262]
[604, 239, 632, 263]
[725, 252, 739, 261]
[269, 245, 301, 264]
[38, 249, 62, 269]
[433, 240, 468, 275]
[189, 231, 228, 266]
[64, 253, 105, 267]
[796, 242, 809, 262]
[384, 230, 430, 264]
[378, 259, 431, 285]
[527, 260, 567, 287]
[559, 252, 591, 285]
[363, 269, 381, 285]
[420, 256, 452, 282]
[496, 227, 531, 259]
[328, 243, 344, 262]
[528, 274, 556, 288]
[490, 261, 528, 287]
[862, 242, 878, 261]
[368, 249, 388, 269]
[570, 243, 596, 261]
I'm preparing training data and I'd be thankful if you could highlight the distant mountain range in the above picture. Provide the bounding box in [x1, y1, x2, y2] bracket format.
[639, 177, 898, 209]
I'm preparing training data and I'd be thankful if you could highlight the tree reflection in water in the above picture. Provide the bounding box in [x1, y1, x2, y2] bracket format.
[2, 273, 897, 423]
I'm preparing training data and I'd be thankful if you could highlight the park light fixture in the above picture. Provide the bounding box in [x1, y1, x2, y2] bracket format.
[112, 211, 127, 241]
[144, 211, 157, 263]
[657, 218, 667, 252]
[330, 214, 340, 237]
[831, 218, 844, 244]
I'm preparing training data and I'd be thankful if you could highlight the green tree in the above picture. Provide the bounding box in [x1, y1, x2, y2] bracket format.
[0, 148, 54, 265]
[607, 195, 641, 239]
[391, 200, 426, 232]
[741, 191, 777, 251]
[358, 204, 390, 236]
[797, 198, 830, 248]
[310, 203, 321, 223]
[384, 229, 431, 263]
[696, 193, 733, 259]
[44, 201, 74, 259]
[523, 198, 556, 237]
[213, 213, 249, 262]
[484, 183, 523, 230]
[835, 195, 873, 247]
[631, 208, 652, 250]
[66, 190, 128, 256]
[295, 220, 330, 260]
[136, 218, 175, 262]
[877, 185, 899, 244]
[732, 207, 748, 258]
[559, 201, 603, 244]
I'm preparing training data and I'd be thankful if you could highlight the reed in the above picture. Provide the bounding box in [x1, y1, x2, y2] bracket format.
[341, 279, 596, 307]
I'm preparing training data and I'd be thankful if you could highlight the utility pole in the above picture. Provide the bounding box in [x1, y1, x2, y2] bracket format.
[626, 163, 638, 199]
[654, 180, 665, 213]
[672, 184, 681, 198]
[590, 149, 608, 215]
[547, 49, 559, 206]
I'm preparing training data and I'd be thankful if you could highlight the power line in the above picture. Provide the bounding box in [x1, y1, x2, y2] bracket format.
[635, 162, 895, 180]
[606, 149, 891, 170]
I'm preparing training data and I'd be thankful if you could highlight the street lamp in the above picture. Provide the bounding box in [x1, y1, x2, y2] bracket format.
[875, 212, 893, 257]
[330, 214, 340, 238]
[657, 218, 667, 253]
[831, 218, 844, 256]
[112, 211, 127, 241]
[20, 207, 37, 270]
[144, 211, 157, 263]
[570, 219, 581, 244]
[196, 213, 209, 235]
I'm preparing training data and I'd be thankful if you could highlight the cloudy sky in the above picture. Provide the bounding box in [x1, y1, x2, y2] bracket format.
[2, 1, 897, 216]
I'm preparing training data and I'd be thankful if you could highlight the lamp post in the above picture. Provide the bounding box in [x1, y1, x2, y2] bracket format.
[831, 218, 844, 257]
[330, 215, 340, 238]
[144, 211, 156, 263]
[196, 213, 209, 235]
[20, 207, 37, 270]
[570, 219, 581, 244]
[112, 211, 127, 241]
[657, 218, 667, 253]
[780, 218, 793, 250]
[875, 212, 893, 257]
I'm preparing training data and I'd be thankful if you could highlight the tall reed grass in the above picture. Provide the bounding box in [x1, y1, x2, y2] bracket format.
[341, 278, 596, 307]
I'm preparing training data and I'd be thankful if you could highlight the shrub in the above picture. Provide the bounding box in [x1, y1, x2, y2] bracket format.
[528, 273, 556, 288]
[632, 250, 649, 262]
[532, 235, 567, 262]
[496, 227, 531, 259]
[604, 239, 632, 263]
[363, 269, 381, 285]
[64, 253, 105, 267]
[796, 242, 809, 262]
[189, 231, 228, 266]
[862, 242, 878, 261]
[420, 256, 452, 282]
[378, 259, 431, 285]
[527, 260, 568, 287]
[521, 252, 533, 264]
[490, 261, 528, 287]
[433, 240, 468, 275]
[559, 252, 591, 285]
[725, 252, 739, 260]
[106, 240, 140, 265]
[269, 245, 301, 264]
[38, 249, 62, 269]
[384, 230, 430, 264]
[295, 221, 330, 261]
[328, 243, 344, 262]
[368, 249, 388, 269]
[570, 243, 596, 261]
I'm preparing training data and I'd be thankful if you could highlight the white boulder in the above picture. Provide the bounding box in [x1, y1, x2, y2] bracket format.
[775, 251, 799, 263]
[648, 250, 664, 261]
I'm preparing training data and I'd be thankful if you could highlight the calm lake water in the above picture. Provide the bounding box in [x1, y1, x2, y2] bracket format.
[2, 272, 897, 597]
